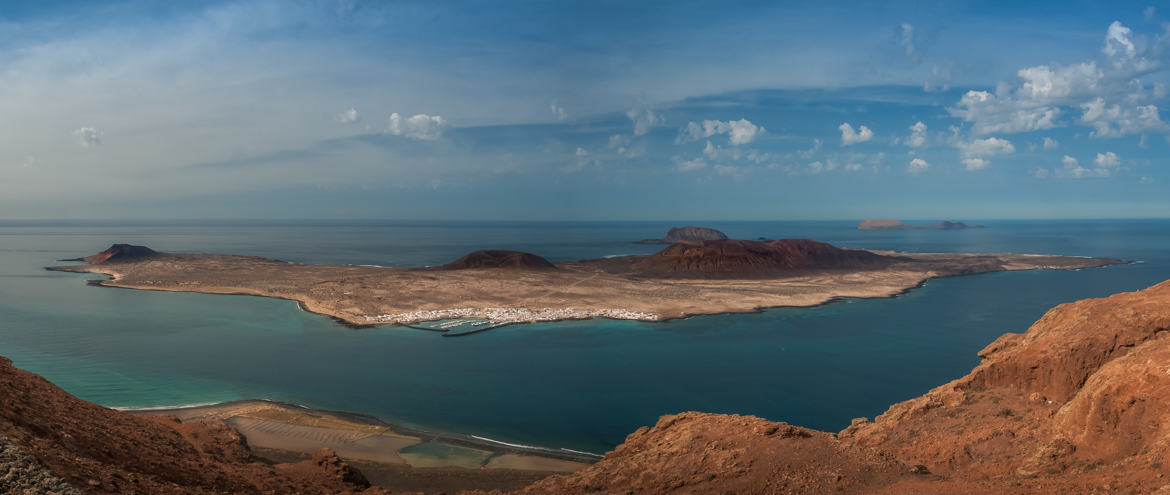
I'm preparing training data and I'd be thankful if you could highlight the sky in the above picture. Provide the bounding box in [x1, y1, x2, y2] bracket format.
[1, 0, 1168, 220]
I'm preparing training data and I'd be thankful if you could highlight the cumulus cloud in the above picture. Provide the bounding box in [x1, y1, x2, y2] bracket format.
[387, 112, 446, 140]
[627, 107, 664, 136]
[677, 118, 765, 145]
[575, 147, 588, 157]
[550, 101, 567, 121]
[73, 127, 103, 148]
[1095, 151, 1121, 167]
[907, 157, 929, 173]
[958, 137, 1015, 158]
[906, 121, 927, 147]
[838, 123, 874, 145]
[335, 107, 360, 124]
[1044, 153, 1117, 178]
[949, 21, 1170, 138]
[954, 136, 1014, 170]
[1042, 137, 1059, 150]
[1080, 98, 1167, 136]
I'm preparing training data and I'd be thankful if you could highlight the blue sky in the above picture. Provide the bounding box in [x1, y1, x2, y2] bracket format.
[0, 1, 1167, 220]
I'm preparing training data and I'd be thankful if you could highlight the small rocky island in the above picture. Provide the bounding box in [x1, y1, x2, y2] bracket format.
[48, 240, 1122, 333]
[635, 226, 728, 244]
[858, 219, 984, 230]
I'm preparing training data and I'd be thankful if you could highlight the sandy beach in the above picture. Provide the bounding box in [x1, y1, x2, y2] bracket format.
[128, 399, 590, 491]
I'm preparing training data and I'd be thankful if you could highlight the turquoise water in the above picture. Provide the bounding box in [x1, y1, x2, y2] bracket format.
[1, 220, 1168, 453]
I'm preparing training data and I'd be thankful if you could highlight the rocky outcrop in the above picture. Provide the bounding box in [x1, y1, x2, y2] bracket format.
[636, 226, 729, 244]
[859, 219, 984, 230]
[632, 238, 891, 277]
[80, 244, 158, 264]
[526, 279, 1170, 494]
[440, 250, 557, 270]
[0, 356, 387, 494]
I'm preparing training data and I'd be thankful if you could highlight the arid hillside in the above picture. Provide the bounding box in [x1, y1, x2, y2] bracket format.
[524, 279, 1170, 494]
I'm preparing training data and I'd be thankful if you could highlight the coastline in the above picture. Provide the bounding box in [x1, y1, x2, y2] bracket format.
[46, 251, 1127, 333]
[125, 398, 600, 467]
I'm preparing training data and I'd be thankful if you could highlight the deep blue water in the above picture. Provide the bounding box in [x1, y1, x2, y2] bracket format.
[1, 220, 1167, 453]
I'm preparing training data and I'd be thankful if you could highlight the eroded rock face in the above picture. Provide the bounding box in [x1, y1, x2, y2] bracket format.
[526, 279, 1170, 494]
[0, 356, 387, 494]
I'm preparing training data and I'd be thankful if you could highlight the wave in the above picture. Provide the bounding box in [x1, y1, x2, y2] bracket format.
[111, 401, 223, 411]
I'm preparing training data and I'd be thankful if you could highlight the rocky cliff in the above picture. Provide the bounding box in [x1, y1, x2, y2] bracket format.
[525, 280, 1170, 494]
[0, 356, 387, 494]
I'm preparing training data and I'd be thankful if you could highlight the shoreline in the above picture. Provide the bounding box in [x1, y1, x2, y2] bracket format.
[126, 398, 603, 465]
[46, 254, 1128, 334]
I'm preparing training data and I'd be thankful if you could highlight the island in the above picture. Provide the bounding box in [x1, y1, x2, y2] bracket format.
[47, 240, 1122, 334]
[859, 219, 984, 230]
[634, 226, 728, 244]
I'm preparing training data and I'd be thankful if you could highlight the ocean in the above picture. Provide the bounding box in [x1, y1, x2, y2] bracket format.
[1, 219, 1167, 454]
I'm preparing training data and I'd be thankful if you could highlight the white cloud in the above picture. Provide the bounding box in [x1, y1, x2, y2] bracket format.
[550, 101, 567, 121]
[1080, 98, 1167, 137]
[950, 90, 1062, 134]
[799, 138, 823, 158]
[1031, 168, 1051, 179]
[907, 157, 929, 173]
[73, 127, 102, 148]
[906, 121, 927, 148]
[962, 158, 989, 170]
[676, 157, 706, 172]
[1103, 21, 1136, 60]
[387, 113, 447, 140]
[575, 147, 588, 157]
[1145, 6, 1157, 21]
[1042, 137, 1059, 150]
[1140, 176, 1155, 184]
[958, 136, 1015, 158]
[627, 107, 664, 136]
[838, 123, 874, 145]
[898, 23, 917, 60]
[949, 22, 1168, 138]
[1095, 151, 1121, 167]
[20, 156, 35, 168]
[335, 107, 360, 124]
[1050, 153, 1115, 178]
[844, 162, 863, 172]
[677, 118, 765, 145]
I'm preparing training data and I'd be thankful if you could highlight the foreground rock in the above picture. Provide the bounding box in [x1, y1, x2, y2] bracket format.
[524, 280, 1170, 494]
[0, 356, 388, 494]
[859, 219, 983, 230]
[635, 226, 729, 244]
[48, 242, 1122, 329]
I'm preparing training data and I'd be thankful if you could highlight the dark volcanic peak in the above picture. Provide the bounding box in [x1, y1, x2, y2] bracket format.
[635, 226, 729, 244]
[82, 244, 158, 264]
[634, 238, 890, 277]
[440, 249, 557, 270]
